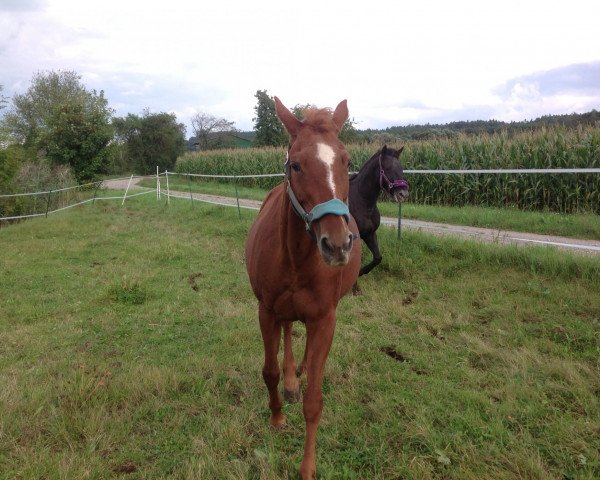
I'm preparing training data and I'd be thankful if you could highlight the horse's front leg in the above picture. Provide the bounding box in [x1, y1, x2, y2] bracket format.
[359, 231, 382, 276]
[258, 303, 286, 428]
[282, 321, 301, 402]
[299, 311, 336, 480]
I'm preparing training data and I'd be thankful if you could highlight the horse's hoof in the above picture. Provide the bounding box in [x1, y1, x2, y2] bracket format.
[284, 387, 302, 403]
[269, 414, 287, 429]
[352, 283, 362, 296]
[299, 464, 316, 479]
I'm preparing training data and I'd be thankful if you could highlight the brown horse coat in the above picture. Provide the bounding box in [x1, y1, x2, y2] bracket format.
[246, 182, 360, 319]
[245, 97, 360, 479]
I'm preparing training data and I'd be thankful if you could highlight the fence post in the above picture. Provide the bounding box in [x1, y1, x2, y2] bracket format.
[397, 202, 402, 240]
[45, 189, 53, 218]
[234, 176, 241, 219]
[165, 171, 170, 205]
[122, 174, 133, 205]
[92, 181, 100, 204]
[188, 174, 194, 207]
[156, 166, 161, 200]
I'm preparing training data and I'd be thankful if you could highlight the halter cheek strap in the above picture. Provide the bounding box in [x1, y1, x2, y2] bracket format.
[284, 151, 351, 232]
[287, 183, 350, 231]
[379, 154, 409, 192]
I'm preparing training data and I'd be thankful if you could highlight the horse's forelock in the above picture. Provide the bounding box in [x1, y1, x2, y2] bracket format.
[301, 108, 338, 134]
[386, 147, 401, 158]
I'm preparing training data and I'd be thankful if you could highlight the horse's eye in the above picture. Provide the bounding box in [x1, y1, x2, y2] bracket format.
[291, 163, 301, 173]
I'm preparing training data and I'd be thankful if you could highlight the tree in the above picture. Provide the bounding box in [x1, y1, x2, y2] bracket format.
[252, 90, 287, 147]
[1, 70, 114, 181]
[253, 91, 359, 146]
[44, 102, 113, 181]
[0, 84, 7, 112]
[0, 145, 23, 192]
[0, 85, 9, 146]
[113, 111, 186, 174]
[338, 117, 360, 144]
[191, 112, 236, 150]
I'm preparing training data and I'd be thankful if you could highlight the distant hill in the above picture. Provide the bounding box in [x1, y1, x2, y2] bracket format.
[359, 110, 600, 141]
[186, 131, 256, 151]
[187, 111, 600, 150]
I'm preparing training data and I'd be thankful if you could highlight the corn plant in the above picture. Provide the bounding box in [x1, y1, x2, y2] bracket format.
[175, 125, 600, 213]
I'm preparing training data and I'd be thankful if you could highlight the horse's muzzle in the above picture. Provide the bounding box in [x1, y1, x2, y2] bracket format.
[392, 187, 409, 203]
[318, 232, 354, 266]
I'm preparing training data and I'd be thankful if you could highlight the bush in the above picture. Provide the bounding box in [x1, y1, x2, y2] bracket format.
[0, 157, 78, 220]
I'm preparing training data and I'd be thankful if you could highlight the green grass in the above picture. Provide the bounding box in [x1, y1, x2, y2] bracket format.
[147, 176, 269, 202]
[379, 203, 600, 240]
[140, 177, 600, 240]
[1, 195, 598, 479]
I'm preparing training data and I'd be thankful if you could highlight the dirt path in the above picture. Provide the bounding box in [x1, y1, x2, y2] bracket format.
[102, 177, 145, 190]
[102, 179, 600, 255]
[379, 217, 600, 254]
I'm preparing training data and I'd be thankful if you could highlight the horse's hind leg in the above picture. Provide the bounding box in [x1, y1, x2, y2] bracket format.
[258, 304, 286, 428]
[282, 321, 301, 402]
[359, 232, 382, 276]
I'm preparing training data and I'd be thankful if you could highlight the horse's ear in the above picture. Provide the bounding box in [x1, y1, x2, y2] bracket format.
[380, 145, 388, 157]
[398, 145, 405, 155]
[274, 96, 302, 138]
[332, 99, 349, 133]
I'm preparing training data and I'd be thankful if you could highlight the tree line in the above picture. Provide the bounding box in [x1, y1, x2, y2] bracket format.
[0, 74, 356, 197]
[0, 71, 188, 193]
[1, 70, 597, 197]
[359, 110, 600, 142]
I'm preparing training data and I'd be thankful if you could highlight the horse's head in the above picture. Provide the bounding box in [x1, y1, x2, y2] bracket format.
[275, 96, 355, 267]
[379, 145, 409, 203]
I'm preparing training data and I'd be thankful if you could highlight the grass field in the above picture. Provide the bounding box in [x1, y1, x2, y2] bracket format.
[140, 177, 600, 240]
[1, 195, 598, 479]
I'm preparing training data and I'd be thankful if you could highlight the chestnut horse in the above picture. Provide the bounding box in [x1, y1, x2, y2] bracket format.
[245, 97, 361, 479]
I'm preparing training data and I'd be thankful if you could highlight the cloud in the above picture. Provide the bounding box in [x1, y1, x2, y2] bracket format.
[0, 0, 46, 12]
[487, 62, 600, 121]
[2, 2, 599, 134]
[361, 62, 600, 128]
[497, 62, 600, 98]
[83, 73, 231, 135]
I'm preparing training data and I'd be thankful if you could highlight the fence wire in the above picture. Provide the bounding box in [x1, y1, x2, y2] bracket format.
[2, 168, 599, 223]
[0, 175, 157, 223]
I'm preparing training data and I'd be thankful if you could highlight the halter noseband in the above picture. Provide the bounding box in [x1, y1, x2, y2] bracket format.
[284, 151, 350, 232]
[379, 153, 409, 193]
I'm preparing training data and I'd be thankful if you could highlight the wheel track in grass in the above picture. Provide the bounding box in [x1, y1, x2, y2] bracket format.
[102, 179, 600, 255]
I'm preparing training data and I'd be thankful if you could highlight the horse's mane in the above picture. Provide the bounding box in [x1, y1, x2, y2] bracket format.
[349, 149, 381, 183]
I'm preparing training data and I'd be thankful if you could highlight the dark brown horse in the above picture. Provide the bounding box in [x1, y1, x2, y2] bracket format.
[349, 145, 408, 288]
[245, 97, 361, 479]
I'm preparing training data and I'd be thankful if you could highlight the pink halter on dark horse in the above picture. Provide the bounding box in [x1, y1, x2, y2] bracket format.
[245, 97, 361, 479]
[349, 145, 409, 290]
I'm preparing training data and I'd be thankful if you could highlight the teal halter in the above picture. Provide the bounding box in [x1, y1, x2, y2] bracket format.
[286, 183, 350, 232]
[284, 151, 351, 232]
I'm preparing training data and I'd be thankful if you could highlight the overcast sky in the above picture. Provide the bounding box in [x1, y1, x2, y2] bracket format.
[1, 0, 599, 135]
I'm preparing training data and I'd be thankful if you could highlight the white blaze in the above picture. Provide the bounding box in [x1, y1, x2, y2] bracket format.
[316, 142, 337, 197]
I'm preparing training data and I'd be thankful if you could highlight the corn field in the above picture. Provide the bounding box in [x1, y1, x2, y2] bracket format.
[176, 125, 600, 213]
